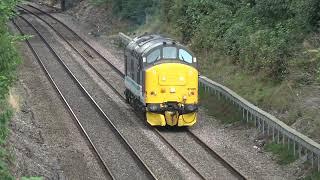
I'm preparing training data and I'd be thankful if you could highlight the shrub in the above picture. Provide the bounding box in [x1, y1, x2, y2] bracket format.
[161, 0, 320, 81]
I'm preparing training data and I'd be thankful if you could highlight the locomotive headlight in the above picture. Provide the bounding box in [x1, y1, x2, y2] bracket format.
[150, 91, 157, 96]
[170, 87, 176, 93]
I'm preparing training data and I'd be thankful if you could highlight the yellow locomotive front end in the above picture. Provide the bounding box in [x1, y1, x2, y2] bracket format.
[124, 34, 198, 127]
[145, 63, 198, 126]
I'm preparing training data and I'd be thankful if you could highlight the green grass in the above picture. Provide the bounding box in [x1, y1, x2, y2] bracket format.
[0, 100, 14, 180]
[199, 86, 242, 124]
[303, 171, 320, 180]
[0, 1, 23, 178]
[265, 142, 298, 165]
[21, 177, 43, 180]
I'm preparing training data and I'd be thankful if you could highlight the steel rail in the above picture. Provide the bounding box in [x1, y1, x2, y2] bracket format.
[20, 4, 124, 78]
[17, 8, 206, 178]
[118, 32, 248, 179]
[187, 130, 246, 179]
[18, 5, 246, 179]
[15, 15, 157, 179]
[16, 6, 124, 99]
[11, 19, 115, 180]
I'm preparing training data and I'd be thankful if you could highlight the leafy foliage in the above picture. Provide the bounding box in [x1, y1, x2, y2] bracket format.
[0, 0, 21, 179]
[161, 0, 320, 81]
[0, 0, 21, 98]
[95, 0, 320, 81]
[92, 0, 158, 24]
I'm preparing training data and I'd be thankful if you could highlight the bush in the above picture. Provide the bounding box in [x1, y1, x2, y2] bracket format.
[92, 0, 158, 24]
[161, 0, 320, 81]
[0, 0, 22, 179]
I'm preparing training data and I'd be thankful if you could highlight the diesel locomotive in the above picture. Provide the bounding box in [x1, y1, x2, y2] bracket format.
[124, 34, 198, 126]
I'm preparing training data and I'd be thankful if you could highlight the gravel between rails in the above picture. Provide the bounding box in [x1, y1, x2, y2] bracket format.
[19, 4, 246, 179]
[19, 10, 203, 180]
[13, 15, 155, 180]
[35, 2, 303, 179]
[157, 128, 241, 179]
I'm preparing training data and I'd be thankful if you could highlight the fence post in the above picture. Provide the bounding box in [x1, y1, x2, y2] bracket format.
[272, 127, 275, 142]
[242, 108, 245, 121]
[246, 110, 249, 123]
[311, 152, 314, 168]
[262, 119, 265, 135]
[318, 154, 320, 172]
[254, 116, 257, 127]
[293, 141, 296, 156]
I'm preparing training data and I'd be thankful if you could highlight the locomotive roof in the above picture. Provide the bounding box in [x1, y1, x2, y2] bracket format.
[127, 34, 184, 56]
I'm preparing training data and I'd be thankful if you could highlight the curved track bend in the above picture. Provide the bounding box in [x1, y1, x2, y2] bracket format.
[16, 4, 246, 179]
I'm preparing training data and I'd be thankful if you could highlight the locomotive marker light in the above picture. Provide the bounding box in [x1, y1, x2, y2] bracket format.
[124, 34, 199, 126]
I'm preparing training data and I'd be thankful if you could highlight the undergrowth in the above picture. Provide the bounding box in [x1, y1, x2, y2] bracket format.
[303, 171, 320, 180]
[198, 86, 241, 124]
[0, 0, 22, 179]
[264, 142, 297, 165]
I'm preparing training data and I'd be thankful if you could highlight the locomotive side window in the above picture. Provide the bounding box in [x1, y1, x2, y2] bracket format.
[179, 49, 193, 63]
[163, 47, 177, 59]
[147, 49, 160, 63]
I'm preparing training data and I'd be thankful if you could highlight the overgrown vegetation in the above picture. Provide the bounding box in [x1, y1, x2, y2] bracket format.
[95, 0, 320, 140]
[303, 171, 320, 180]
[91, 0, 158, 24]
[264, 142, 297, 165]
[161, 0, 320, 81]
[95, 0, 320, 83]
[0, 0, 22, 179]
[199, 86, 242, 124]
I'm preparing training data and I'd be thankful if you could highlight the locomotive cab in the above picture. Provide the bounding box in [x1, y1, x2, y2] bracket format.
[124, 34, 198, 126]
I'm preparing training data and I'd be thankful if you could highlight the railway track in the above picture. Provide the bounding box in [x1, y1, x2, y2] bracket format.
[16, 4, 246, 179]
[12, 15, 156, 180]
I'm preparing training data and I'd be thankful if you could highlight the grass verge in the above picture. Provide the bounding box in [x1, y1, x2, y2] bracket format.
[264, 142, 298, 165]
[0, 101, 14, 179]
[198, 86, 242, 124]
[303, 171, 320, 180]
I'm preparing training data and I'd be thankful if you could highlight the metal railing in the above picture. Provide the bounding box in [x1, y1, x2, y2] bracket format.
[119, 32, 320, 171]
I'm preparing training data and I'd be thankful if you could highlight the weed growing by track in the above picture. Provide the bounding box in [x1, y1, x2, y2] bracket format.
[303, 171, 320, 180]
[0, 0, 22, 179]
[199, 86, 241, 124]
[264, 142, 297, 165]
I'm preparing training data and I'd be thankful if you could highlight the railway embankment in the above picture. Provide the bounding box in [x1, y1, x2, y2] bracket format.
[62, 0, 320, 178]
[7, 0, 319, 179]
[0, 1, 22, 179]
